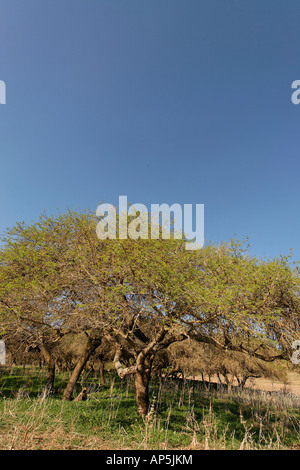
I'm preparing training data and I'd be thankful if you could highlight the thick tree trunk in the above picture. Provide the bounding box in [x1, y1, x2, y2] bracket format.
[39, 344, 55, 398]
[62, 336, 101, 401]
[111, 328, 186, 418]
[135, 356, 153, 417]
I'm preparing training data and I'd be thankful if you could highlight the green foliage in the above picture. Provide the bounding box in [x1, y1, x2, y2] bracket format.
[1, 210, 300, 364]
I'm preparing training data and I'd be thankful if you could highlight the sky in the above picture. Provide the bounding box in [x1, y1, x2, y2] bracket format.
[1, 0, 300, 261]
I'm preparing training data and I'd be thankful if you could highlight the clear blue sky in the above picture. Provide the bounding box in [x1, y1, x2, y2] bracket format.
[1, 0, 300, 261]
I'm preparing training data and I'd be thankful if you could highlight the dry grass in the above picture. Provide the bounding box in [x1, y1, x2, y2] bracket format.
[1, 370, 300, 450]
[0, 397, 126, 450]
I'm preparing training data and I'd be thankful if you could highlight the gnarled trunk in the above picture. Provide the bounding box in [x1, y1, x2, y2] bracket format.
[111, 328, 187, 418]
[135, 355, 153, 417]
[62, 335, 102, 401]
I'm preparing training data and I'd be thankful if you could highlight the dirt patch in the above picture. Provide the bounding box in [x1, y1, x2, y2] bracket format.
[249, 372, 300, 396]
[193, 372, 300, 396]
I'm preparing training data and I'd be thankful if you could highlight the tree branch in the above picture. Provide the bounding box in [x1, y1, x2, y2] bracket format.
[113, 346, 137, 378]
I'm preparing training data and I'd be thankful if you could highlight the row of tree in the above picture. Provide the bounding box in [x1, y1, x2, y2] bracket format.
[3, 333, 288, 393]
[0, 210, 299, 415]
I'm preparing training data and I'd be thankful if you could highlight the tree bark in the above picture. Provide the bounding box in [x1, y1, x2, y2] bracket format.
[113, 345, 152, 417]
[135, 355, 153, 417]
[111, 328, 187, 417]
[62, 335, 102, 401]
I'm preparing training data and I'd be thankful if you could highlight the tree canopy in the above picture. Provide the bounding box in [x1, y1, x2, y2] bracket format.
[0, 210, 299, 414]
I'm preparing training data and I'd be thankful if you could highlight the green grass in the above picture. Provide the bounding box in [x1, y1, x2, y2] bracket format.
[0, 367, 300, 450]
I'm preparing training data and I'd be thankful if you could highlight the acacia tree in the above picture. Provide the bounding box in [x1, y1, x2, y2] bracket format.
[0, 213, 104, 398]
[57, 215, 300, 415]
[0, 217, 70, 396]
[57, 216, 196, 414]
[0, 212, 190, 407]
[1, 211, 300, 416]
[0, 211, 199, 411]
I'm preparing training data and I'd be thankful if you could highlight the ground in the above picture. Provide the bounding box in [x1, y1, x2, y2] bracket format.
[1, 367, 300, 450]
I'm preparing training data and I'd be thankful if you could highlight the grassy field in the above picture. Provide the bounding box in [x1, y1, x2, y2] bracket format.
[1, 367, 300, 450]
